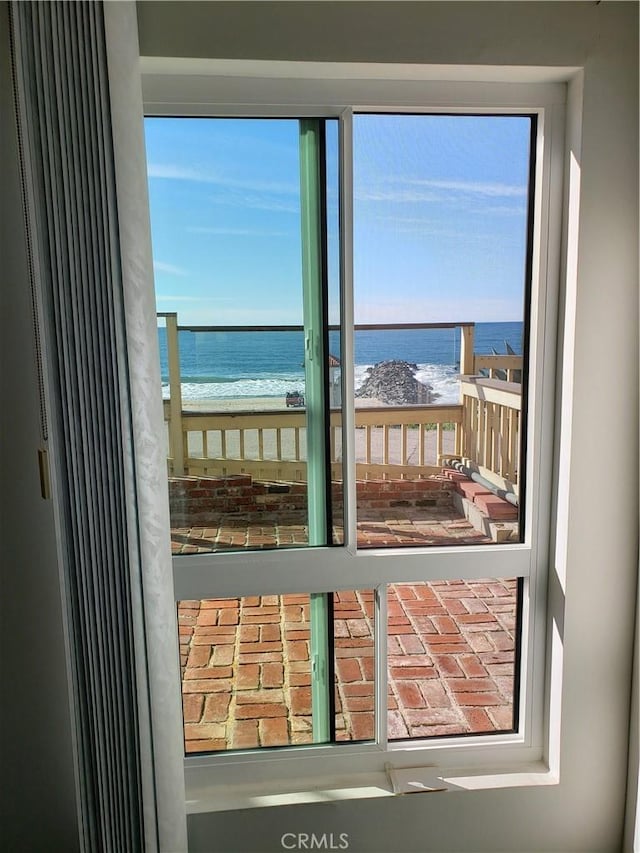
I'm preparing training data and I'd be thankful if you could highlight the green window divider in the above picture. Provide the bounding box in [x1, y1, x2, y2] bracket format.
[299, 119, 332, 744]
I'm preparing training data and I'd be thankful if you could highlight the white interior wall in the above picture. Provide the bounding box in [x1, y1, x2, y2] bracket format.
[136, 3, 639, 851]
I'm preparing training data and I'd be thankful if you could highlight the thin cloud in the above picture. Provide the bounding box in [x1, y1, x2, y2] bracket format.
[357, 179, 527, 206]
[147, 162, 297, 195]
[481, 205, 528, 216]
[356, 188, 444, 204]
[169, 305, 303, 326]
[225, 177, 298, 196]
[147, 163, 201, 181]
[367, 216, 515, 241]
[188, 226, 290, 237]
[156, 295, 234, 304]
[207, 192, 300, 214]
[407, 178, 527, 198]
[370, 216, 454, 235]
[355, 296, 522, 325]
[396, 227, 480, 239]
[153, 261, 187, 277]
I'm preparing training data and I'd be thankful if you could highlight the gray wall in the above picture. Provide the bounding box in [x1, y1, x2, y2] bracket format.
[0, 3, 80, 849]
[136, 3, 639, 852]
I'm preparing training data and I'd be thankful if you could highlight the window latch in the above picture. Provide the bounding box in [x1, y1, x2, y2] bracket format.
[38, 447, 51, 500]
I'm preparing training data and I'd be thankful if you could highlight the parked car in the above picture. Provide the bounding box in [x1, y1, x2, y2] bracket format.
[286, 390, 305, 407]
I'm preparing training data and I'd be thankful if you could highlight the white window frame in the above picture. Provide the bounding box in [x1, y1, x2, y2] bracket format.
[142, 61, 566, 810]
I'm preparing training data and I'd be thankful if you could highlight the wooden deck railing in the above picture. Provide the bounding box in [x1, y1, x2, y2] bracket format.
[162, 379, 522, 489]
[352, 405, 462, 480]
[159, 313, 523, 490]
[459, 376, 521, 493]
[163, 403, 464, 482]
[473, 354, 522, 383]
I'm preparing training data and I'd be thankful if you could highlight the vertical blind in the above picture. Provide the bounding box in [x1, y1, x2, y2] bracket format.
[9, 2, 186, 850]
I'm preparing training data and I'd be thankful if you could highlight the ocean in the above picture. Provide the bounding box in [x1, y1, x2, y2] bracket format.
[158, 321, 523, 406]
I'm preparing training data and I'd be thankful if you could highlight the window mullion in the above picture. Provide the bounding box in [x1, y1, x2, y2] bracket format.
[299, 124, 328, 543]
[299, 118, 332, 742]
[339, 108, 357, 552]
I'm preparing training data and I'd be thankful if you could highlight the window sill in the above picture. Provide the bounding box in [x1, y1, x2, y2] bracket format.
[185, 760, 557, 814]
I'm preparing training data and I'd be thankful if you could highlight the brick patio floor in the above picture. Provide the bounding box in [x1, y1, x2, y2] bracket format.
[171, 504, 493, 555]
[178, 576, 517, 753]
[174, 473, 518, 753]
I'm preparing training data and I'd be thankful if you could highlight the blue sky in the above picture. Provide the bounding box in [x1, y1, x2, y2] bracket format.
[145, 115, 530, 326]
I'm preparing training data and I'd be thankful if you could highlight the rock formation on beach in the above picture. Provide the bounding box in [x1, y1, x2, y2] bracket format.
[355, 360, 438, 405]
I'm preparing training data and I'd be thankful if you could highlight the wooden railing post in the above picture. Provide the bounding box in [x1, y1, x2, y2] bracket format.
[457, 377, 521, 491]
[460, 324, 475, 377]
[459, 324, 475, 457]
[166, 313, 185, 475]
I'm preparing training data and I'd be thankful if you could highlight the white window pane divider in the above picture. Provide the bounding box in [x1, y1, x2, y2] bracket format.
[172, 544, 530, 601]
[339, 106, 358, 554]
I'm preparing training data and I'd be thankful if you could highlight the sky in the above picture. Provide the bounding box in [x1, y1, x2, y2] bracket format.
[145, 115, 531, 327]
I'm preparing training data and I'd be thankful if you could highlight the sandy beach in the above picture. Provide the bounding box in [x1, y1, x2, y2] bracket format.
[180, 396, 390, 413]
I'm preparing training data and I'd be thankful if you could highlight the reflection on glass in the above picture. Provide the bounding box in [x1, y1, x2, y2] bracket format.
[178, 594, 312, 753]
[178, 589, 375, 753]
[387, 579, 519, 740]
[145, 118, 341, 555]
[353, 115, 531, 549]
